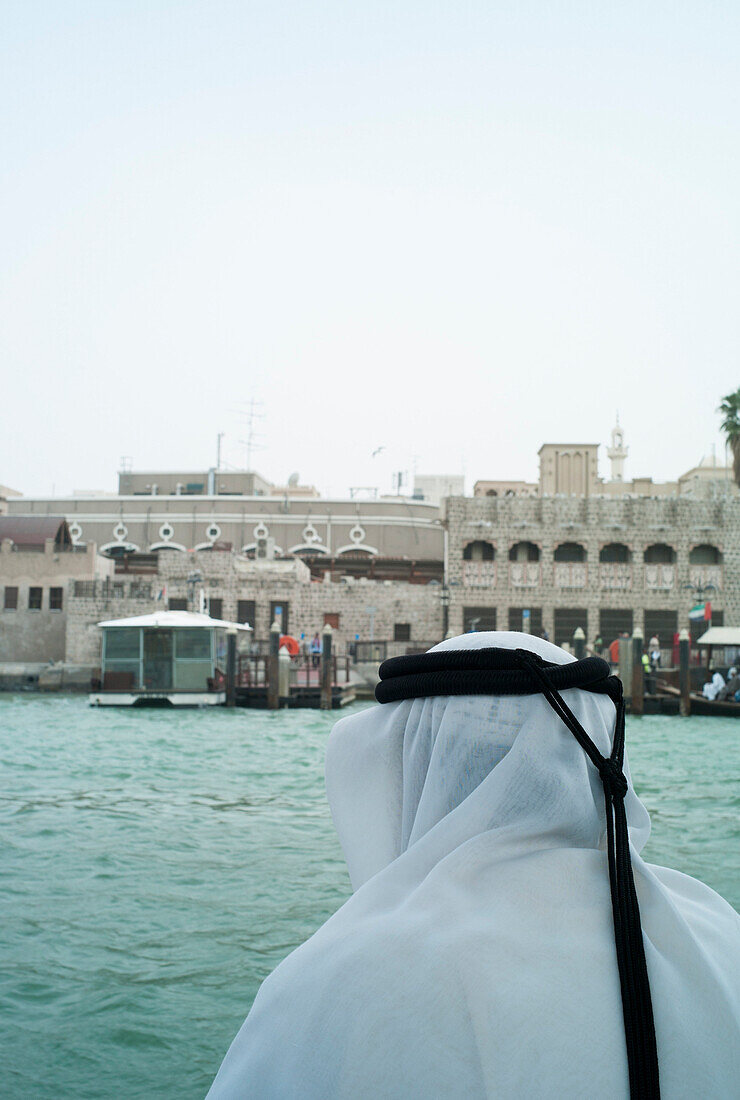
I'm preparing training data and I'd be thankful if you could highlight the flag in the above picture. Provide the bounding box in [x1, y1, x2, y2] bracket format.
[156, 583, 167, 602]
[688, 601, 711, 621]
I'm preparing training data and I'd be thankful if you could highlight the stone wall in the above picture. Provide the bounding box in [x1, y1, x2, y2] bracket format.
[0, 542, 112, 661]
[445, 494, 740, 643]
[65, 553, 444, 663]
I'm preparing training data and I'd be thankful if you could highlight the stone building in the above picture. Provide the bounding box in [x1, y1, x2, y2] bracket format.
[444, 492, 736, 653]
[0, 517, 112, 662]
[65, 551, 444, 665]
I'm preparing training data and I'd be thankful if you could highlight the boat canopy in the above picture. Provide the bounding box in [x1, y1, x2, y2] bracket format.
[695, 626, 740, 647]
[97, 610, 251, 630]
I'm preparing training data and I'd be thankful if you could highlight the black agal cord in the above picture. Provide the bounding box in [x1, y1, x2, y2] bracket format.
[376, 647, 660, 1100]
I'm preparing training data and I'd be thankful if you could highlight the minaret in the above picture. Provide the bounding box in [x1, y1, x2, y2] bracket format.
[607, 416, 628, 481]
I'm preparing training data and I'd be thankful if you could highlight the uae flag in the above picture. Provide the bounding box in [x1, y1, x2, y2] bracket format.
[688, 601, 712, 621]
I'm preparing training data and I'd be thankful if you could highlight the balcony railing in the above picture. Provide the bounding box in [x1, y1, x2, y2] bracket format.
[689, 565, 722, 591]
[554, 563, 587, 589]
[462, 561, 497, 587]
[599, 563, 632, 590]
[509, 562, 540, 588]
[645, 564, 675, 590]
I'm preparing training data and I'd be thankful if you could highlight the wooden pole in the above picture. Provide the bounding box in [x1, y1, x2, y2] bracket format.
[679, 628, 691, 717]
[631, 629, 644, 716]
[225, 627, 237, 707]
[320, 623, 333, 710]
[267, 620, 280, 709]
[573, 626, 585, 660]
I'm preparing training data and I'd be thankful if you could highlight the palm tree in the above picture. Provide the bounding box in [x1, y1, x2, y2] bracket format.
[718, 388, 740, 487]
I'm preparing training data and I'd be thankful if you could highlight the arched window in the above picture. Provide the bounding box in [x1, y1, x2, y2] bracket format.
[643, 543, 676, 564]
[689, 544, 721, 564]
[509, 541, 540, 562]
[463, 540, 495, 561]
[600, 543, 631, 563]
[553, 542, 586, 563]
[486, 489, 498, 497]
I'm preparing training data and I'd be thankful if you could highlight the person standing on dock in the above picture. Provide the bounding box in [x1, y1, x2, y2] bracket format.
[309, 631, 321, 668]
[208, 632, 740, 1099]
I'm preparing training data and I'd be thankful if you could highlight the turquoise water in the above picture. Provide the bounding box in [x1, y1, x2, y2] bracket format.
[1, 697, 738, 1099]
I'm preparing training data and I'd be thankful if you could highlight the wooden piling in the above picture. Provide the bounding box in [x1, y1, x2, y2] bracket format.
[267, 620, 280, 710]
[679, 628, 691, 717]
[226, 627, 237, 707]
[320, 623, 333, 710]
[631, 629, 644, 716]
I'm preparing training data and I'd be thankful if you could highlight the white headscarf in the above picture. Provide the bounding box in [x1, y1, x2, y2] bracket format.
[208, 632, 740, 1099]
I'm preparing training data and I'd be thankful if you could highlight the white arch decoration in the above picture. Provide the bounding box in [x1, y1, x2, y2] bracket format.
[100, 541, 141, 556]
[288, 543, 330, 555]
[149, 541, 188, 553]
[335, 543, 379, 557]
[69, 521, 83, 545]
[253, 521, 269, 540]
[158, 522, 175, 542]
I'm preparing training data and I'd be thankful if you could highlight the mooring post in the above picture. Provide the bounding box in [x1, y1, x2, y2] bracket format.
[573, 627, 585, 660]
[631, 629, 644, 716]
[679, 627, 691, 717]
[267, 620, 280, 710]
[618, 634, 632, 701]
[226, 625, 237, 707]
[278, 645, 291, 704]
[320, 623, 333, 710]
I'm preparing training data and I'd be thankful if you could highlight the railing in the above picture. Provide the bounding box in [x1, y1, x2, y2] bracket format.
[72, 580, 154, 599]
[645, 565, 675, 590]
[462, 561, 497, 587]
[554, 563, 587, 588]
[509, 562, 541, 587]
[236, 653, 352, 688]
[353, 639, 442, 662]
[599, 563, 632, 590]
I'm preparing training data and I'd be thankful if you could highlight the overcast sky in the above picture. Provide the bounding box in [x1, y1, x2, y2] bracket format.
[2, 1, 739, 499]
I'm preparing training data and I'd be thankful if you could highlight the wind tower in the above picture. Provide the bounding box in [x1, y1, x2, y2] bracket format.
[607, 417, 628, 482]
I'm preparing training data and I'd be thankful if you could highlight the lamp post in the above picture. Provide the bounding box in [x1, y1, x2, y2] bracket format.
[186, 570, 204, 610]
[440, 585, 450, 640]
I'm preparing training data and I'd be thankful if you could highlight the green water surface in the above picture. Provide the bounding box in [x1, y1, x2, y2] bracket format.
[1, 696, 737, 1098]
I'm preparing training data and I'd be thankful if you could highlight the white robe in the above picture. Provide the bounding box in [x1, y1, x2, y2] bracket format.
[208, 632, 740, 1098]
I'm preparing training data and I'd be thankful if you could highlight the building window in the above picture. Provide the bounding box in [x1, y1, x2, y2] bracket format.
[508, 607, 543, 635]
[553, 608, 587, 648]
[463, 606, 496, 632]
[393, 623, 411, 641]
[599, 543, 631, 563]
[28, 587, 43, 611]
[49, 587, 63, 611]
[209, 598, 223, 620]
[237, 599, 256, 627]
[599, 609, 633, 647]
[3, 586, 18, 610]
[463, 540, 495, 561]
[688, 544, 721, 564]
[644, 610, 678, 644]
[508, 541, 540, 562]
[168, 597, 188, 611]
[643, 544, 676, 564]
[324, 612, 340, 630]
[270, 601, 289, 634]
[553, 542, 586, 563]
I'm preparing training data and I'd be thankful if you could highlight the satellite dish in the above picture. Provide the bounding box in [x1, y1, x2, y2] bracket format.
[288, 472, 300, 487]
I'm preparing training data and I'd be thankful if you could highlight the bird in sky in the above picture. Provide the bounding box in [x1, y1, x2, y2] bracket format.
[371, 446, 385, 458]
